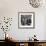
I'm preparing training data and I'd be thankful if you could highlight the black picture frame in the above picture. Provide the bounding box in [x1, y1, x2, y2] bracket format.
[18, 12, 35, 29]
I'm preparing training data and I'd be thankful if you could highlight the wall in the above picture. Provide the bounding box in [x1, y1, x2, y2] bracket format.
[0, 0, 46, 40]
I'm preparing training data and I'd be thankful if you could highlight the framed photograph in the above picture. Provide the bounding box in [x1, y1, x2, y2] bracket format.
[18, 12, 35, 29]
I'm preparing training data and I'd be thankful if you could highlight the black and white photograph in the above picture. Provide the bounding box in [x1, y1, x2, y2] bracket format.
[18, 12, 35, 29]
